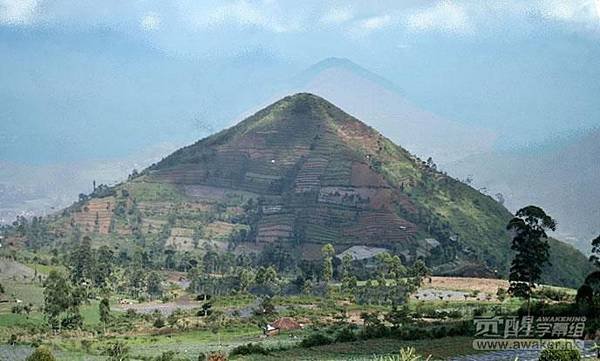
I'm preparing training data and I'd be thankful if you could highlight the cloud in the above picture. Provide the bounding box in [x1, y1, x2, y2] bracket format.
[0, 0, 39, 25]
[321, 7, 354, 25]
[141, 13, 160, 31]
[2, 0, 599, 40]
[357, 14, 393, 31]
[535, 0, 600, 27]
[404, 1, 472, 34]
[199, 0, 299, 33]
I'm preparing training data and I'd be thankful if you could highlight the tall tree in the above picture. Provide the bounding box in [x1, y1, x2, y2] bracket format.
[341, 254, 353, 279]
[94, 246, 114, 288]
[99, 297, 111, 332]
[146, 272, 163, 297]
[507, 206, 556, 312]
[322, 243, 335, 258]
[236, 269, 253, 293]
[43, 271, 72, 331]
[69, 236, 94, 285]
[321, 244, 335, 283]
[408, 259, 430, 290]
[590, 235, 600, 269]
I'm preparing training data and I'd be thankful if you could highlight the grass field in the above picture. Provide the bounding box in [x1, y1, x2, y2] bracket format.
[233, 337, 477, 361]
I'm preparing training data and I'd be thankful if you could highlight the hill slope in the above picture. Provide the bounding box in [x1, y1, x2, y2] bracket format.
[47, 93, 589, 287]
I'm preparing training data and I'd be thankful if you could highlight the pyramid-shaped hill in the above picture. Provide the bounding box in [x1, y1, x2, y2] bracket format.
[60, 93, 589, 287]
[151, 93, 420, 250]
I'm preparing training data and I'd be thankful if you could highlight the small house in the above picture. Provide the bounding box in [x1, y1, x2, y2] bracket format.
[264, 317, 302, 336]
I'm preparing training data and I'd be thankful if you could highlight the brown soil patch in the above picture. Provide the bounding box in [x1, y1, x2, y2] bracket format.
[428, 276, 509, 294]
[72, 197, 115, 234]
[351, 162, 388, 187]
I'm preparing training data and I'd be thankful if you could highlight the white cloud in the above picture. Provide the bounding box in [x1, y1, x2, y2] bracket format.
[358, 14, 393, 31]
[141, 13, 160, 31]
[1, 0, 598, 38]
[200, 0, 298, 33]
[0, 0, 39, 25]
[535, 0, 600, 26]
[404, 1, 472, 34]
[321, 7, 353, 25]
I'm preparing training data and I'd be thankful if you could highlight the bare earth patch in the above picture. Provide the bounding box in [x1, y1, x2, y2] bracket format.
[427, 276, 509, 294]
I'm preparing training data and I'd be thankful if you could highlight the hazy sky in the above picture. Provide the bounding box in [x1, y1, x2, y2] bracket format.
[2, 0, 600, 163]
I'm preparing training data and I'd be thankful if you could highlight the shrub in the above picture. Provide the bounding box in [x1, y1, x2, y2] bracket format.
[104, 341, 129, 361]
[153, 317, 166, 328]
[155, 351, 177, 361]
[300, 333, 333, 348]
[538, 341, 581, 361]
[26, 347, 56, 361]
[229, 343, 270, 356]
[391, 321, 472, 340]
[497, 288, 508, 302]
[534, 288, 574, 302]
[361, 312, 389, 339]
[335, 327, 357, 343]
[372, 347, 431, 361]
[447, 310, 463, 319]
[519, 301, 578, 317]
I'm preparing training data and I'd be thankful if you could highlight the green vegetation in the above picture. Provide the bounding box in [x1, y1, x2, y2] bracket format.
[124, 180, 184, 203]
[0, 94, 598, 361]
[539, 341, 581, 361]
[507, 206, 556, 311]
[25, 346, 56, 361]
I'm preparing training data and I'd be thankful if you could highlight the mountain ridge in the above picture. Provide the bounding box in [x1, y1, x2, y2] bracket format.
[130, 93, 589, 287]
[11, 93, 589, 288]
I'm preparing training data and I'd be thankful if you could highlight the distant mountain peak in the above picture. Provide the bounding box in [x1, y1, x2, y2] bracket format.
[289, 58, 498, 164]
[295, 58, 403, 94]
[309, 57, 359, 70]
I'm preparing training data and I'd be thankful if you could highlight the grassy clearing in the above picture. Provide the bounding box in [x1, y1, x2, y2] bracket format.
[0, 280, 44, 309]
[124, 180, 184, 202]
[24, 262, 67, 276]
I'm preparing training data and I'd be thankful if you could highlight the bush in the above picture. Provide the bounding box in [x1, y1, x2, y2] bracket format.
[26, 347, 56, 361]
[519, 301, 578, 317]
[153, 317, 166, 328]
[539, 342, 581, 361]
[391, 321, 473, 340]
[229, 343, 270, 356]
[372, 347, 430, 361]
[104, 341, 129, 361]
[534, 288, 574, 302]
[300, 333, 333, 348]
[155, 351, 178, 361]
[497, 288, 508, 302]
[334, 327, 357, 343]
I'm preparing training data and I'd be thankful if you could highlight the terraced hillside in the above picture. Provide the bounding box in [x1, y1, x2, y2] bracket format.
[56, 93, 588, 286]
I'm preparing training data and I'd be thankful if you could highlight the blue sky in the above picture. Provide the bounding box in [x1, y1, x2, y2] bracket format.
[2, 0, 600, 163]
